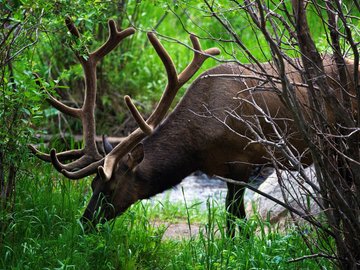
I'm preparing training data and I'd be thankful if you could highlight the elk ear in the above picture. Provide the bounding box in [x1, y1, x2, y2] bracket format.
[126, 143, 144, 169]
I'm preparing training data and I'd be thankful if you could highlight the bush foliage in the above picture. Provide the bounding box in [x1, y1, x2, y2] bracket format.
[2, 1, 357, 269]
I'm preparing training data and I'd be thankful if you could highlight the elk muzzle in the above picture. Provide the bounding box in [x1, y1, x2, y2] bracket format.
[80, 192, 116, 231]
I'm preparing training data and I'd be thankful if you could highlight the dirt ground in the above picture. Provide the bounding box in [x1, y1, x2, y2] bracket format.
[152, 221, 202, 239]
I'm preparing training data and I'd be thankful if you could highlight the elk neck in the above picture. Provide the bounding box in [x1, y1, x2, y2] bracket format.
[133, 118, 201, 198]
[131, 78, 222, 198]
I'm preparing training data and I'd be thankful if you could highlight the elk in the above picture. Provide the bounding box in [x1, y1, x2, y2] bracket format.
[30, 17, 357, 235]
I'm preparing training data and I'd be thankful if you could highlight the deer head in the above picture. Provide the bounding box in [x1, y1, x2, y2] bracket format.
[30, 17, 220, 227]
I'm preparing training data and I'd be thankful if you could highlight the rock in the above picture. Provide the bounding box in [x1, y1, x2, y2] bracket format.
[245, 165, 322, 226]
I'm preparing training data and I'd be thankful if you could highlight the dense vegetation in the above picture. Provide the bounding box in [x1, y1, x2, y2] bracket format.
[2, 1, 358, 269]
[2, 164, 333, 269]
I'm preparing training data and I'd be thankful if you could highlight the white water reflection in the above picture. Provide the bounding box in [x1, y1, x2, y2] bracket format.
[153, 173, 228, 205]
[152, 167, 274, 206]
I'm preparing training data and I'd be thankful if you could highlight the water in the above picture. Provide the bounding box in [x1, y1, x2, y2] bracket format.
[153, 173, 228, 205]
[152, 167, 274, 206]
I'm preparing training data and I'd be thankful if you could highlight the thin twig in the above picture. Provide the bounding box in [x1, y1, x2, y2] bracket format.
[216, 175, 335, 237]
[288, 253, 343, 263]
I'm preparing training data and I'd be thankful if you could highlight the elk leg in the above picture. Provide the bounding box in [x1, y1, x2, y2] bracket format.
[225, 165, 250, 238]
[226, 183, 246, 237]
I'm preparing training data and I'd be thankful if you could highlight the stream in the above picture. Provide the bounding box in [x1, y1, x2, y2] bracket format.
[152, 167, 274, 207]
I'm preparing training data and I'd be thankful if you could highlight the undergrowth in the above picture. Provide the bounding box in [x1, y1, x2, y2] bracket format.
[0, 161, 333, 270]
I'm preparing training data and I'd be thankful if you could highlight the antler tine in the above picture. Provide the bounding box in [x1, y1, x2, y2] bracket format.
[47, 95, 82, 118]
[65, 16, 80, 38]
[147, 32, 178, 89]
[29, 74, 82, 160]
[28, 145, 83, 162]
[99, 33, 221, 181]
[178, 34, 220, 85]
[124, 95, 153, 135]
[147, 33, 220, 127]
[50, 149, 100, 172]
[65, 16, 89, 63]
[92, 20, 135, 63]
[124, 32, 179, 137]
[33, 73, 81, 118]
[62, 159, 104, 179]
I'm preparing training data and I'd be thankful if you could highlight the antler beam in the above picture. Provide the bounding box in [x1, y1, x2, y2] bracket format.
[31, 24, 220, 181]
[96, 33, 220, 181]
[30, 17, 135, 178]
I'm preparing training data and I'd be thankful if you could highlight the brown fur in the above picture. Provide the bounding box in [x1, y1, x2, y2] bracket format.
[83, 55, 357, 233]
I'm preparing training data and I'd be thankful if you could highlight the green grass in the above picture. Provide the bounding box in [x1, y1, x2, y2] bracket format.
[0, 161, 334, 270]
[2, 2, 356, 268]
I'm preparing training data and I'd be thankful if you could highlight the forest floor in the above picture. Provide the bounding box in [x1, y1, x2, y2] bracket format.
[152, 220, 202, 239]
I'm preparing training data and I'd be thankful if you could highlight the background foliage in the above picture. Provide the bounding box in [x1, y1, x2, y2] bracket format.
[1, 0, 359, 269]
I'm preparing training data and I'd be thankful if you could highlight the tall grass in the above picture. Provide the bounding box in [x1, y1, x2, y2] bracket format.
[1, 161, 333, 270]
